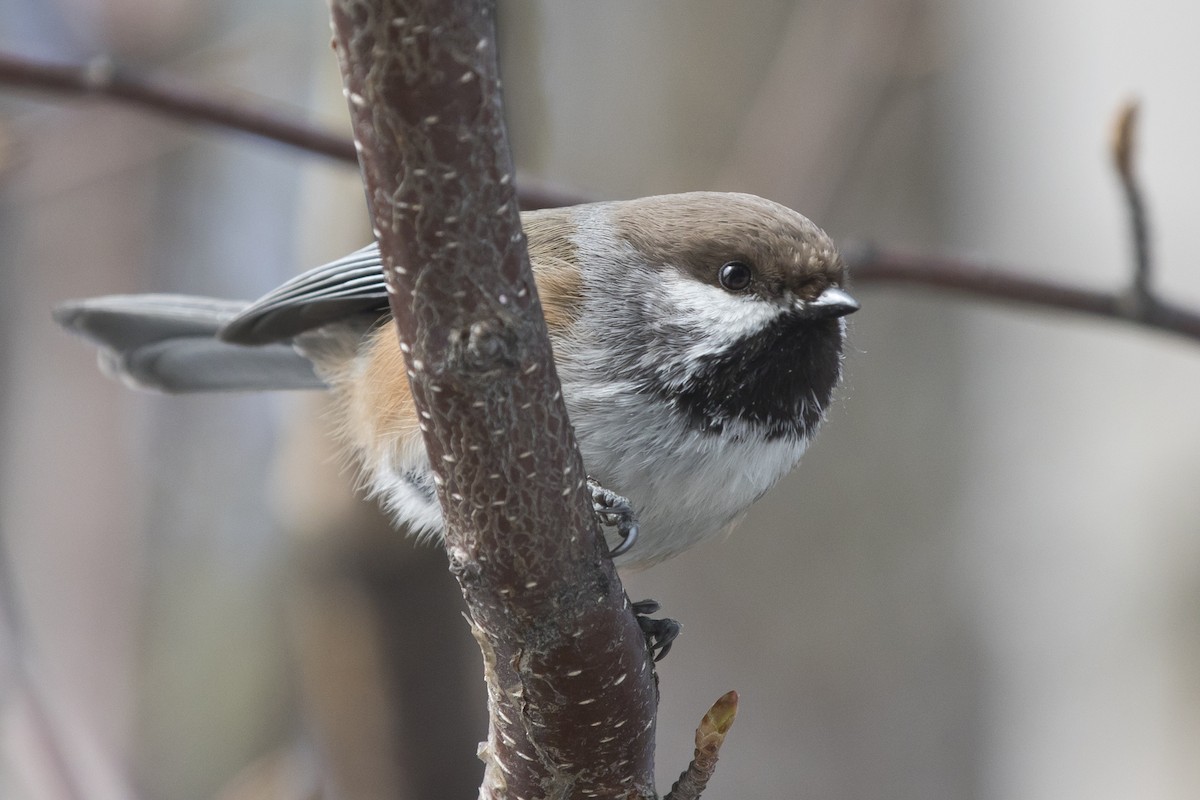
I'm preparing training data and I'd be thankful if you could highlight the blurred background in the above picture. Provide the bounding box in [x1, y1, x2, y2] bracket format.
[3, 1, 1200, 798]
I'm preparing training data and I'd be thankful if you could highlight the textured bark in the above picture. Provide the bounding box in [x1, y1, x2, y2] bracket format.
[326, 1, 657, 798]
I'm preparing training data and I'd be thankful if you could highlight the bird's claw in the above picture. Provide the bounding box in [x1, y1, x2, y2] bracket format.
[587, 478, 639, 558]
[631, 599, 681, 661]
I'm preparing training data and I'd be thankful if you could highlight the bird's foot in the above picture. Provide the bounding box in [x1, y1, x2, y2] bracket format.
[631, 599, 681, 662]
[587, 478, 639, 558]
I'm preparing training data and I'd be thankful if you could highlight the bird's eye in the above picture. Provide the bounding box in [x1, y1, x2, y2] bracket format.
[718, 261, 753, 292]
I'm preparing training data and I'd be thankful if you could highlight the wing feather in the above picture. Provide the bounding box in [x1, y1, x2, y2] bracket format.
[220, 205, 583, 346]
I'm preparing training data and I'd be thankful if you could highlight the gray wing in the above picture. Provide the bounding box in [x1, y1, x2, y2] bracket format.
[54, 295, 323, 393]
[219, 243, 391, 345]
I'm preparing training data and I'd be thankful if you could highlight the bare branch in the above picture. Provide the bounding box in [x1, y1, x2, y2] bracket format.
[0, 50, 585, 210]
[1111, 99, 1153, 313]
[849, 244, 1200, 344]
[0, 51, 358, 163]
[326, 1, 656, 797]
[664, 691, 740, 800]
[7, 51, 1195, 346]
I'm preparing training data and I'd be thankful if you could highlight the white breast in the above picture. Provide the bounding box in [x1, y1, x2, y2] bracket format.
[564, 382, 810, 566]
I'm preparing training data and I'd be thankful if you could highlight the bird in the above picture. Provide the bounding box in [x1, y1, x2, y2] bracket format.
[55, 191, 858, 570]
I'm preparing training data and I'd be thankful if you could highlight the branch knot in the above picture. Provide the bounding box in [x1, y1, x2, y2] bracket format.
[445, 317, 522, 375]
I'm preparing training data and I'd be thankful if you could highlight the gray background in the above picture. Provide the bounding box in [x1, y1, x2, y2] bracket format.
[2, 1, 1199, 798]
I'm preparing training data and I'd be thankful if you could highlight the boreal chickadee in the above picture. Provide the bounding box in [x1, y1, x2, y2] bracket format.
[55, 191, 858, 568]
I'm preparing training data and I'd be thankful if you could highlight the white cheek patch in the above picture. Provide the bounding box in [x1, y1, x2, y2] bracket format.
[657, 267, 783, 365]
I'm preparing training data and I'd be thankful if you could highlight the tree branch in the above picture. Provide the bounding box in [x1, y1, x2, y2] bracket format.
[4, 52, 1195, 345]
[0, 50, 583, 210]
[664, 691, 739, 800]
[848, 244, 1200, 343]
[1111, 98, 1153, 315]
[849, 99, 1198, 346]
[326, 1, 656, 797]
[0, 51, 357, 163]
[5, 51, 1193, 345]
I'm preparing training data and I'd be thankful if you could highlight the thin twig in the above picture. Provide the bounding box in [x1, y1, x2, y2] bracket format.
[1112, 99, 1153, 314]
[848, 244, 1200, 344]
[0, 50, 585, 210]
[6, 50, 1194, 344]
[0, 51, 358, 163]
[664, 691, 740, 800]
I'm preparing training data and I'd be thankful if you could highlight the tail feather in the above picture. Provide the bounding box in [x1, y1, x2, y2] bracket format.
[54, 295, 324, 393]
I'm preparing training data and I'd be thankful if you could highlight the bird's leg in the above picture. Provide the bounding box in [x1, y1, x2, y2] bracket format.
[630, 599, 681, 662]
[587, 478, 639, 558]
[584, 481, 677, 659]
